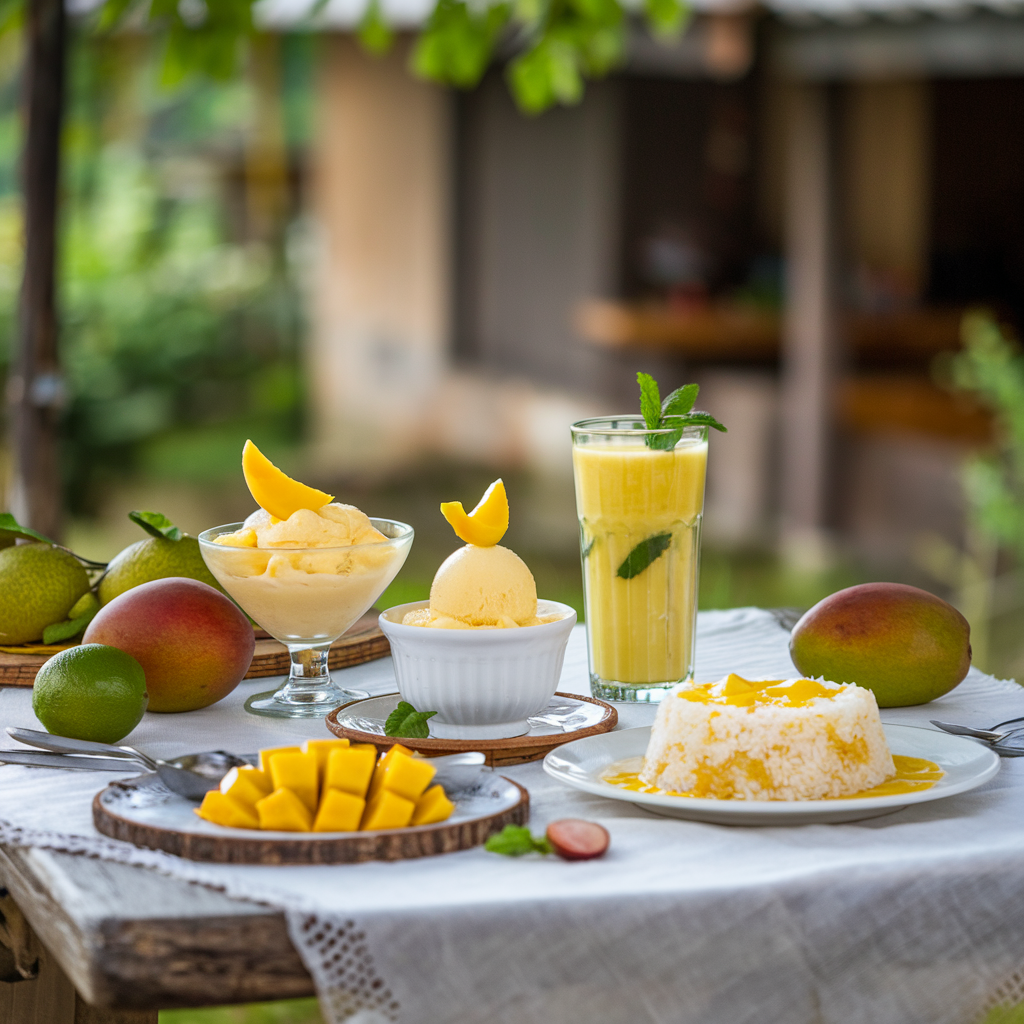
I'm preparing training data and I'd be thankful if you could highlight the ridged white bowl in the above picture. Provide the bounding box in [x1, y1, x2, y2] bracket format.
[378, 600, 577, 739]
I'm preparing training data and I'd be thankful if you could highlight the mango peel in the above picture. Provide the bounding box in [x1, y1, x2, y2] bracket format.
[242, 439, 334, 521]
[440, 479, 509, 547]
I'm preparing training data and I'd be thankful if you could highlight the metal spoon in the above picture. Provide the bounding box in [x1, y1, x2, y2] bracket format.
[6, 727, 248, 800]
[930, 717, 1024, 757]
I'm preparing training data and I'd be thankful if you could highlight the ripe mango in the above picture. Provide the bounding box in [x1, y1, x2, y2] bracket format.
[790, 583, 971, 707]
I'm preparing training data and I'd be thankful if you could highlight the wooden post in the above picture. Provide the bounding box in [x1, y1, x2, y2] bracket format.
[8, 0, 65, 539]
[780, 83, 838, 568]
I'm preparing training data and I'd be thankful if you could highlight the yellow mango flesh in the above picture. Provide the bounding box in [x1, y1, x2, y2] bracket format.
[361, 789, 415, 831]
[219, 766, 273, 809]
[258, 746, 300, 773]
[268, 751, 319, 814]
[242, 439, 334, 521]
[440, 479, 508, 547]
[196, 791, 260, 830]
[303, 739, 350, 782]
[368, 743, 414, 800]
[411, 784, 455, 826]
[312, 789, 366, 832]
[380, 752, 437, 803]
[325, 744, 378, 798]
[256, 788, 313, 831]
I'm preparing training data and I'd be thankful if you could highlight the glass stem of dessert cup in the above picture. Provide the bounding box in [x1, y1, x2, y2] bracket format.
[571, 416, 709, 704]
[244, 642, 370, 718]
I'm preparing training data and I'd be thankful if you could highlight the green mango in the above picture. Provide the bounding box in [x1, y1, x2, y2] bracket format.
[789, 583, 971, 707]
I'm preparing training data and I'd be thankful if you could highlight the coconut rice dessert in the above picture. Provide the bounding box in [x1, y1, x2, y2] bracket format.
[640, 674, 895, 800]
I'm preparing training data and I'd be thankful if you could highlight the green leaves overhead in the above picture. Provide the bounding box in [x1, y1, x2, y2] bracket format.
[129, 510, 183, 541]
[636, 372, 727, 450]
[412, 0, 513, 89]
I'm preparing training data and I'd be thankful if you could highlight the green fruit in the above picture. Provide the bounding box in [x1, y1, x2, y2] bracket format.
[0, 543, 90, 645]
[790, 583, 971, 707]
[33, 643, 148, 743]
[69, 591, 100, 618]
[98, 534, 223, 605]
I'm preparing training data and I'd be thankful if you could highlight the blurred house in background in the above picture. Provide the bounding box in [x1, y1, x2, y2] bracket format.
[284, 0, 1022, 569]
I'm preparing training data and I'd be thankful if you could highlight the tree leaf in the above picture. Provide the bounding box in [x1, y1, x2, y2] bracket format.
[617, 532, 672, 579]
[43, 607, 98, 645]
[644, 0, 689, 38]
[637, 372, 662, 430]
[661, 382, 699, 418]
[129, 510, 183, 541]
[0, 513, 57, 547]
[358, 0, 394, 55]
[384, 701, 438, 738]
[485, 824, 553, 856]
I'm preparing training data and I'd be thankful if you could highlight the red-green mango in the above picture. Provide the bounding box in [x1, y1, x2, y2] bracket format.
[789, 583, 971, 707]
[84, 577, 255, 713]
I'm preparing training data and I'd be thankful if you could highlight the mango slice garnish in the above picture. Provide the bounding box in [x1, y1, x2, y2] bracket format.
[242, 439, 334, 521]
[440, 479, 509, 547]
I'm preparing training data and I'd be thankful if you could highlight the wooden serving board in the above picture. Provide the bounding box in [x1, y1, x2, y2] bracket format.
[93, 772, 528, 864]
[0, 610, 389, 687]
[327, 692, 618, 768]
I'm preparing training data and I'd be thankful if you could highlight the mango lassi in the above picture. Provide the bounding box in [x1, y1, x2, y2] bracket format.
[572, 422, 708, 700]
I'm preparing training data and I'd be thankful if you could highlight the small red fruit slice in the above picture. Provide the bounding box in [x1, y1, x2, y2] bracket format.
[545, 819, 609, 861]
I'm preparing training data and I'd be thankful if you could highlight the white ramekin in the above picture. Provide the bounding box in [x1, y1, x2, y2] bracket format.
[378, 600, 577, 739]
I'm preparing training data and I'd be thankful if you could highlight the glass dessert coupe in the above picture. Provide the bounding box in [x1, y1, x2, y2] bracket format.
[199, 519, 413, 718]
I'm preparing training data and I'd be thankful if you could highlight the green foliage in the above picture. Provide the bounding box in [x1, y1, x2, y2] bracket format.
[950, 313, 1024, 558]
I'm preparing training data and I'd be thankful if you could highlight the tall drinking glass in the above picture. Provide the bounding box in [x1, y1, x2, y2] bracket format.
[199, 519, 413, 718]
[571, 418, 707, 702]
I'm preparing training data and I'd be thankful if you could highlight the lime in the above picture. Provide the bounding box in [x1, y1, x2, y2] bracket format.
[0, 543, 90, 645]
[33, 644, 148, 743]
[98, 535, 223, 605]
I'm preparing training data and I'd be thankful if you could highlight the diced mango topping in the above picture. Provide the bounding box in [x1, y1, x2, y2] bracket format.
[202, 742, 456, 833]
[440, 479, 509, 547]
[196, 791, 260, 830]
[676, 675, 844, 708]
[242, 439, 335, 521]
[256, 788, 313, 832]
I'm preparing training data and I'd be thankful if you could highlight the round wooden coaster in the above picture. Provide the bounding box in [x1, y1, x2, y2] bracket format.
[326, 692, 618, 768]
[93, 772, 528, 864]
[0, 610, 390, 688]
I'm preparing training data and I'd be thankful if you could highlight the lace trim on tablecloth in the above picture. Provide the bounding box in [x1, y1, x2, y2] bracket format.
[0, 819, 391, 1023]
[980, 967, 1024, 1022]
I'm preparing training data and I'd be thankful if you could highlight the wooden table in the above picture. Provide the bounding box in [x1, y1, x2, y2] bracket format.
[0, 843, 311, 1023]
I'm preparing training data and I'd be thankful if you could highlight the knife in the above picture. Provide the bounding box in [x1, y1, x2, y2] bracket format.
[0, 750, 149, 772]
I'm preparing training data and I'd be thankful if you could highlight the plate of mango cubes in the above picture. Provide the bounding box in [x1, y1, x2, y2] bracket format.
[92, 739, 529, 864]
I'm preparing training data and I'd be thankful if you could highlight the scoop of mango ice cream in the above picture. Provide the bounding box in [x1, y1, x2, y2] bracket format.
[215, 504, 386, 549]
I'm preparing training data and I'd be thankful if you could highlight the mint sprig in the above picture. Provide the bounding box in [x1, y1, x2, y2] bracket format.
[485, 824, 553, 856]
[129, 510, 183, 541]
[617, 532, 672, 580]
[636, 373, 727, 450]
[384, 701, 437, 738]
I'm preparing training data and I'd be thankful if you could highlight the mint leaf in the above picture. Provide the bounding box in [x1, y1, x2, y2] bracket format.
[43, 606, 98, 645]
[661, 383, 699, 418]
[485, 824, 553, 856]
[129, 510, 183, 541]
[617, 532, 672, 580]
[671, 411, 728, 434]
[0, 513, 56, 546]
[385, 701, 437, 738]
[637, 372, 662, 431]
[646, 427, 683, 451]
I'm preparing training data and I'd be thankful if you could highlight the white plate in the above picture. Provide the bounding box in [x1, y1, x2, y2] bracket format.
[543, 724, 1000, 825]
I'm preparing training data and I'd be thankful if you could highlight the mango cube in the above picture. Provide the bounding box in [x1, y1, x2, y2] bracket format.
[325, 744, 377, 798]
[258, 745, 301, 773]
[312, 789, 366, 832]
[411, 784, 455, 827]
[303, 738, 350, 782]
[361, 789, 415, 831]
[379, 752, 436, 803]
[368, 743, 415, 799]
[196, 791, 260, 830]
[256, 788, 313, 831]
[219, 766, 273, 809]
[268, 751, 319, 813]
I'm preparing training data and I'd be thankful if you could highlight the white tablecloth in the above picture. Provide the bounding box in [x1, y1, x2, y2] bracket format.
[2, 609, 1024, 1024]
